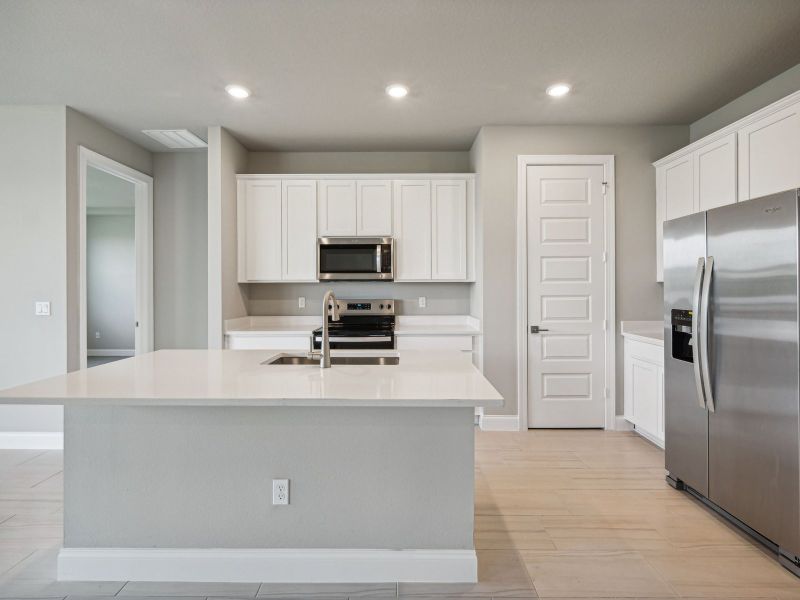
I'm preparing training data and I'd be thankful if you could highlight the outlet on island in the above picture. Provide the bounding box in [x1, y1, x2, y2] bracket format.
[418, 296, 426, 309]
[272, 478, 289, 505]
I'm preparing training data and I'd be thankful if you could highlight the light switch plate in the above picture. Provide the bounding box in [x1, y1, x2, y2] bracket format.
[418, 296, 427, 309]
[35, 301, 51, 316]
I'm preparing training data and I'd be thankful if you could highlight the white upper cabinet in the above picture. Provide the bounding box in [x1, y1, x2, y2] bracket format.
[238, 174, 474, 283]
[695, 133, 737, 212]
[654, 91, 800, 281]
[282, 180, 318, 281]
[393, 180, 432, 281]
[238, 180, 282, 282]
[738, 103, 800, 200]
[318, 180, 357, 236]
[356, 180, 392, 236]
[431, 179, 467, 280]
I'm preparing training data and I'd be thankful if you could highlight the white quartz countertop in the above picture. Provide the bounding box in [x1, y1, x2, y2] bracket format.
[224, 315, 481, 337]
[621, 321, 664, 345]
[0, 349, 503, 408]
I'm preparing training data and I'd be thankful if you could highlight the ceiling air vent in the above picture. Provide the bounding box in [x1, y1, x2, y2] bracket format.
[142, 129, 208, 149]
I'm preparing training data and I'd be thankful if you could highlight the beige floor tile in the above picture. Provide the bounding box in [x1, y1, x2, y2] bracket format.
[519, 550, 675, 598]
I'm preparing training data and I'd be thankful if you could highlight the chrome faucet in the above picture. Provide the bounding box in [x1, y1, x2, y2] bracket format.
[320, 290, 340, 368]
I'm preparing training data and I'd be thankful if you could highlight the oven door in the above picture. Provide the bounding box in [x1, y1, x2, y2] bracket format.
[317, 237, 393, 280]
[312, 332, 395, 350]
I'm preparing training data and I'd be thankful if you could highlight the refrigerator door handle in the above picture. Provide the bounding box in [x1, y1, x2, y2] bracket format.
[692, 257, 707, 409]
[700, 256, 715, 413]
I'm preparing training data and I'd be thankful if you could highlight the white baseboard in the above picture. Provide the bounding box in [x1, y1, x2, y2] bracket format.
[0, 432, 63, 450]
[58, 548, 477, 583]
[87, 349, 134, 357]
[479, 414, 521, 431]
[614, 416, 634, 431]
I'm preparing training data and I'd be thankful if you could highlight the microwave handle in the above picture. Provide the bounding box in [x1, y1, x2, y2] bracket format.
[375, 245, 381, 273]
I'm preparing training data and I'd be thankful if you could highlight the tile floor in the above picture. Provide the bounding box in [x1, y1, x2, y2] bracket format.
[1, 429, 800, 598]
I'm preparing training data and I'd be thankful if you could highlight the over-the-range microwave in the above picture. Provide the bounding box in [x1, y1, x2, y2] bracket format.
[317, 237, 394, 281]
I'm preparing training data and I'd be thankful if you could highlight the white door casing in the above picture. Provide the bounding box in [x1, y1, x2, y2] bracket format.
[78, 147, 153, 370]
[517, 157, 615, 429]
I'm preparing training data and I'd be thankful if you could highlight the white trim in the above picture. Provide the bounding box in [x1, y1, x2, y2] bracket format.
[479, 415, 520, 432]
[615, 416, 634, 431]
[0, 432, 63, 450]
[653, 88, 800, 167]
[87, 349, 134, 357]
[57, 547, 477, 583]
[237, 173, 476, 181]
[79, 147, 153, 371]
[633, 426, 665, 449]
[516, 155, 617, 431]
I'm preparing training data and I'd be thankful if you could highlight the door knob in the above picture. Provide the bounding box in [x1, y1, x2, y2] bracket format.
[530, 325, 549, 334]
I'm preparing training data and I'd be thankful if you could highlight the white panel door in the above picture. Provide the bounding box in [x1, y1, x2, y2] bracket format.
[738, 103, 800, 200]
[240, 180, 282, 282]
[695, 133, 737, 211]
[282, 180, 317, 281]
[527, 165, 606, 428]
[356, 180, 392, 236]
[393, 180, 432, 280]
[664, 155, 695, 219]
[318, 179, 356, 236]
[431, 179, 467, 280]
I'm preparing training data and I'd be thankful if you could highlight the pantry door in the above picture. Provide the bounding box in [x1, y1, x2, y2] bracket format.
[525, 163, 610, 428]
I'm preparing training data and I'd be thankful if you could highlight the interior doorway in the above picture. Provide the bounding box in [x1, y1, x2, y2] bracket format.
[79, 147, 153, 369]
[516, 155, 616, 429]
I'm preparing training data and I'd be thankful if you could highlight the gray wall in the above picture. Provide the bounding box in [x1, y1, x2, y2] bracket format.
[244, 150, 474, 317]
[0, 106, 67, 433]
[208, 127, 249, 348]
[86, 215, 135, 351]
[154, 151, 208, 349]
[247, 151, 470, 174]
[248, 282, 470, 316]
[65, 405, 474, 549]
[690, 63, 800, 141]
[471, 125, 689, 416]
[65, 107, 153, 371]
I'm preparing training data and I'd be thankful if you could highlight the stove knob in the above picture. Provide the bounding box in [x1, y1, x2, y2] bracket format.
[379, 304, 384, 309]
[387, 303, 392, 310]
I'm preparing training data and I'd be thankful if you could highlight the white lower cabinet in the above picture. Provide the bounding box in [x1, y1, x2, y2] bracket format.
[623, 337, 665, 448]
[226, 335, 311, 350]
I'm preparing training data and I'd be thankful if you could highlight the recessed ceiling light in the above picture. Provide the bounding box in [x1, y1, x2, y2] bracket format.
[225, 84, 251, 99]
[546, 83, 571, 98]
[386, 84, 409, 99]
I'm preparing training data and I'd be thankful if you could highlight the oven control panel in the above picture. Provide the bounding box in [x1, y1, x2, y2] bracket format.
[334, 299, 395, 316]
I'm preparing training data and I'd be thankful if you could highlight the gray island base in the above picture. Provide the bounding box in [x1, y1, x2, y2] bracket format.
[0, 349, 503, 583]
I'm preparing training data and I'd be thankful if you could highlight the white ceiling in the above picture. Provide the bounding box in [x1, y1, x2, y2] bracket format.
[2, 0, 800, 152]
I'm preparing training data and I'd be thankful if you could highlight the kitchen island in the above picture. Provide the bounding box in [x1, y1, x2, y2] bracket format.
[0, 349, 502, 584]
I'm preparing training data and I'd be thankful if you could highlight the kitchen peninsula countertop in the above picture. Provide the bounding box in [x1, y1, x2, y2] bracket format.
[0, 349, 502, 408]
[224, 315, 482, 337]
[621, 320, 664, 345]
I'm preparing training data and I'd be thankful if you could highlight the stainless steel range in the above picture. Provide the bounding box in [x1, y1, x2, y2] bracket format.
[312, 299, 395, 350]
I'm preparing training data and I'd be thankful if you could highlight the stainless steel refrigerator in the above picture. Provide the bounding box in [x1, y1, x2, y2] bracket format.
[664, 189, 800, 576]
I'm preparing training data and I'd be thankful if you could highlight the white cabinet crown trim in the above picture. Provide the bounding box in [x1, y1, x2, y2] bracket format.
[653, 89, 800, 168]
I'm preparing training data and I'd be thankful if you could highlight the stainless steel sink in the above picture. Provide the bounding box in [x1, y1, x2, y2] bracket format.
[262, 353, 399, 366]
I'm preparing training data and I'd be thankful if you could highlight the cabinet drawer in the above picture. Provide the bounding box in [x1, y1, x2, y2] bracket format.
[396, 335, 473, 351]
[226, 335, 311, 350]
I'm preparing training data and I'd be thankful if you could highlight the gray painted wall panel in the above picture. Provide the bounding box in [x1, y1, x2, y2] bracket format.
[64, 405, 474, 549]
[154, 151, 208, 349]
[247, 151, 470, 174]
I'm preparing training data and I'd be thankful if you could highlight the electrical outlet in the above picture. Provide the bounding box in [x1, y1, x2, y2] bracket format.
[272, 479, 289, 505]
[298, 297, 306, 309]
[35, 301, 50, 316]
[418, 296, 427, 309]
[95, 331, 101, 339]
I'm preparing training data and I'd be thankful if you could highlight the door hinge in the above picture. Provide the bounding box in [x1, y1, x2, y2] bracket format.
[604, 387, 610, 399]
[603, 319, 608, 331]
[602, 251, 607, 263]
[602, 181, 608, 195]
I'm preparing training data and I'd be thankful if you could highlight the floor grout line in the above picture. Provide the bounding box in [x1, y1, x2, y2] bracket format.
[30, 469, 63, 489]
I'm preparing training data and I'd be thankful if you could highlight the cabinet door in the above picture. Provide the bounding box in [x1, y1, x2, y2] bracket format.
[630, 356, 660, 437]
[282, 180, 317, 281]
[695, 133, 737, 211]
[356, 180, 392, 236]
[738, 103, 800, 200]
[431, 179, 467, 280]
[393, 180, 432, 280]
[318, 180, 356, 236]
[239, 179, 282, 282]
[664, 155, 695, 219]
